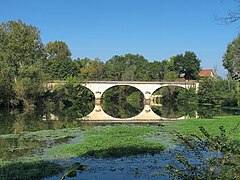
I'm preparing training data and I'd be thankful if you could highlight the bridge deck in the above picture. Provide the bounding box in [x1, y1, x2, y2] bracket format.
[48, 80, 197, 85]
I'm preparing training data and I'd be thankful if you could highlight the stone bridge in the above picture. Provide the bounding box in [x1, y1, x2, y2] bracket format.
[46, 81, 199, 121]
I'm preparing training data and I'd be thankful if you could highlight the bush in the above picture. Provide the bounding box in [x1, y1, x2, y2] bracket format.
[165, 125, 240, 179]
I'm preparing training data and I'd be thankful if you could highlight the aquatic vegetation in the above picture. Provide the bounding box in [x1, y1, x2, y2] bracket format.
[45, 125, 165, 159]
[61, 162, 87, 180]
[0, 128, 84, 161]
[0, 160, 63, 180]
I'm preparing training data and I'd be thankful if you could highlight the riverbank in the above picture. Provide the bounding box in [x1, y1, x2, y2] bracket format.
[164, 116, 240, 140]
[0, 115, 239, 179]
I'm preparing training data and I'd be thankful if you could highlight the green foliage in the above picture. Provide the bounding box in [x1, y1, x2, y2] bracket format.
[163, 71, 178, 81]
[160, 86, 196, 106]
[42, 76, 95, 117]
[0, 20, 44, 76]
[0, 20, 45, 107]
[177, 87, 198, 105]
[126, 91, 143, 108]
[173, 51, 201, 80]
[0, 64, 15, 106]
[44, 59, 79, 79]
[146, 60, 168, 80]
[165, 125, 240, 179]
[101, 86, 144, 118]
[13, 62, 47, 106]
[43, 41, 79, 79]
[75, 57, 91, 68]
[198, 77, 238, 106]
[104, 54, 149, 81]
[161, 87, 178, 105]
[45, 41, 72, 61]
[80, 59, 104, 80]
[223, 34, 240, 77]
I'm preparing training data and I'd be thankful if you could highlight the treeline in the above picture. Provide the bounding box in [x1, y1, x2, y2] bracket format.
[0, 20, 201, 108]
[0, 20, 239, 109]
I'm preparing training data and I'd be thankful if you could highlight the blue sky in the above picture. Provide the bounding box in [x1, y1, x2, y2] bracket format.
[1, 0, 239, 77]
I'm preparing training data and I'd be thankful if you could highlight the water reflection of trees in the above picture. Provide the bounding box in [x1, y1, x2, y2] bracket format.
[151, 86, 197, 118]
[152, 104, 187, 118]
[0, 108, 85, 161]
[0, 109, 83, 135]
[102, 100, 143, 118]
[101, 86, 144, 118]
[42, 83, 95, 118]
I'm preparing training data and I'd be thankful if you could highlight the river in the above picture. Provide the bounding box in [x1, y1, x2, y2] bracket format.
[0, 90, 239, 179]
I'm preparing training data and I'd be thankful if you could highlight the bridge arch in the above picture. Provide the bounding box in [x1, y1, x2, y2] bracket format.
[82, 82, 149, 101]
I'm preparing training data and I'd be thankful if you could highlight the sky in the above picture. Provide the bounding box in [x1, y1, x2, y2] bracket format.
[1, 0, 240, 77]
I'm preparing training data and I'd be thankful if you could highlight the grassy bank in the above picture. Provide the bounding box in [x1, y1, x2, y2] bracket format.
[164, 116, 240, 140]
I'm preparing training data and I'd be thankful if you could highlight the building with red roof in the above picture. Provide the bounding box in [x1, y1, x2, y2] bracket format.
[198, 69, 215, 78]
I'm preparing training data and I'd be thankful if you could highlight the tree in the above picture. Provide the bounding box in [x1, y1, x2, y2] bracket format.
[44, 41, 79, 79]
[46, 59, 79, 79]
[146, 61, 168, 81]
[218, 0, 240, 24]
[104, 55, 128, 80]
[0, 63, 15, 106]
[173, 51, 201, 80]
[164, 71, 178, 82]
[13, 62, 47, 107]
[80, 59, 104, 80]
[198, 77, 237, 106]
[104, 54, 149, 81]
[45, 41, 72, 61]
[223, 34, 240, 78]
[75, 57, 91, 69]
[0, 20, 44, 79]
[0, 20, 45, 107]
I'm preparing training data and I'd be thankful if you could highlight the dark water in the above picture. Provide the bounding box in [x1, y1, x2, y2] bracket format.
[48, 154, 172, 180]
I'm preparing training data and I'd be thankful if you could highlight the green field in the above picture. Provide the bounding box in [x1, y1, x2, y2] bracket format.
[164, 116, 240, 140]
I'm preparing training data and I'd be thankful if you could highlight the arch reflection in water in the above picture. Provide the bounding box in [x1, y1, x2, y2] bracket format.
[82, 104, 189, 121]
